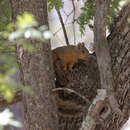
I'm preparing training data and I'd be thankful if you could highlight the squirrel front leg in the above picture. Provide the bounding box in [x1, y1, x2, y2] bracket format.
[62, 60, 67, 71]
[68, 63, 74, 71]
[62, 62, 73, 71]
[68, 58, 78, 71]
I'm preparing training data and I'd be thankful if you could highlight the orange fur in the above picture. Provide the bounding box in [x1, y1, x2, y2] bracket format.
[52, 43, 89, 70]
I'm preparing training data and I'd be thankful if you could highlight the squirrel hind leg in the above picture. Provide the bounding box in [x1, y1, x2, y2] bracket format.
[63, 64, 67, 71]
[68, 63, 74, 71]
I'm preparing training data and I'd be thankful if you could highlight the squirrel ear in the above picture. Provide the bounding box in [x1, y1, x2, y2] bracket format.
[77, 42, 84, 49]
[81, 42, 85, 47]
[77, 43, 81, 49]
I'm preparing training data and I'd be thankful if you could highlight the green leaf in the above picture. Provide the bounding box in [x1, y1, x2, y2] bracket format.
[0, 0, 11, 31]
[77, 0, 95, 34]
[48, 0, 64, 11]
[16, 12, 38, 29]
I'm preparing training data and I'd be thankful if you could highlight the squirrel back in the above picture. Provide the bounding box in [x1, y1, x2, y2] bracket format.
[52, 43, 89, 70]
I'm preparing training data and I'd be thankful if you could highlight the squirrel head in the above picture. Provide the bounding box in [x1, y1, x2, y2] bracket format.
[76, 42, 89, 59]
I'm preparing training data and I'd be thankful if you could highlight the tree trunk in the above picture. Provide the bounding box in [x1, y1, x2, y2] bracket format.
[9, 0, 58, 130]
[8, 1, 130, 130]
[53, 4, 130, 130]
[94, 0, 121, 115]
[100, 4, 130, 130]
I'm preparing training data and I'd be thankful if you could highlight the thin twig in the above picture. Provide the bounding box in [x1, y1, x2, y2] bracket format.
[72, 0, 76, 44]
[53, 27, 62, 36]
[56, 9, 70, 46]
[62, 8, 74, 24]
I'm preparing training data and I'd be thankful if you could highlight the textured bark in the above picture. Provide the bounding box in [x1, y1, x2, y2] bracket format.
[54, 57, 100, 130]
[101, 4, 130, 130]
[80, 89, 107, 130]
[53, 3, 130, 130]
[3, 1, 130, 130]
[9, 0, 58, 130]
[94, 0, 121, 115]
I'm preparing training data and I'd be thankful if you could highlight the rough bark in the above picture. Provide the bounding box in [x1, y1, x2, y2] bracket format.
[9, 0, 58, 130]
[53, 3, 130, 130]
[94, 0, 121, 115]
[80, 89, 107, 130]
[1, 1, 129, 130]
[101, 4, 130, 130]
[54, 56, 100, 130]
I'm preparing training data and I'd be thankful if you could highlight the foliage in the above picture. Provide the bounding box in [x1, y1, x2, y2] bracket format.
[48, 0, 64, 11]
[119, 0, 130, 7]
[77, 0, 95, 34]
[0, 68, 18, 102]
[0, 12, 52, 102]
[0, 0, 128, 129]
[0, 11, 52, 129]
[0, 0, 14, 72]
[47, 0, 128, 34]
[0, 0, 11, 31]
[8, 12, 52, 51]
[0, 0, 17, 105]
[77, 0, 126, 34]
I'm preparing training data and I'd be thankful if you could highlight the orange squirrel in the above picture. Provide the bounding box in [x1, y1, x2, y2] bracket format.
[52, 43, 89, 70]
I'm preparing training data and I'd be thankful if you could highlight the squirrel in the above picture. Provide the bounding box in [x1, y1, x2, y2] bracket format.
[52, 43, 89, 71]
[52, 43, 96, 118]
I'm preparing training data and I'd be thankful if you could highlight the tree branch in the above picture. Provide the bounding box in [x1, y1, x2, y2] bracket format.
[80, 89, 107, 130]
[72, 0, 76, 44]
[94, 0, 122, 115]
[56, 9, 70, 46]
[52, 87, 90, 105]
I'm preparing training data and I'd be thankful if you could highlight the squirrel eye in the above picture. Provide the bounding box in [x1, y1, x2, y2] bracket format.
[82, 50, 85, 53]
